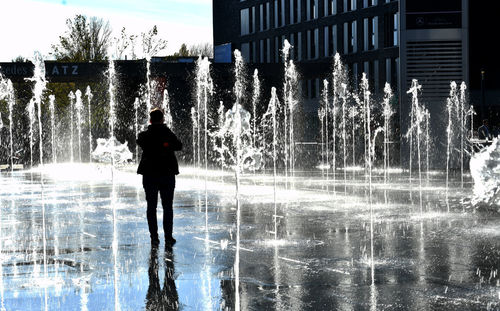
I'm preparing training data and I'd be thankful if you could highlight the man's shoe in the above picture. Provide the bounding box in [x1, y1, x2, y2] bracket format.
[165, 236, 176, 245]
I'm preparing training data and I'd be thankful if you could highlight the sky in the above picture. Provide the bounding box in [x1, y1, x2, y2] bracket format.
[0, 0, 213, 61]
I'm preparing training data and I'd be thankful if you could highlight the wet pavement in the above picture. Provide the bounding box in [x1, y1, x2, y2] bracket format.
[0, 164, 499, 310]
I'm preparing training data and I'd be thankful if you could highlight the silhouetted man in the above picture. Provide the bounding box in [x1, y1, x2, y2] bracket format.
[137, 108, 182, 246]
[478, 119, 491, 140]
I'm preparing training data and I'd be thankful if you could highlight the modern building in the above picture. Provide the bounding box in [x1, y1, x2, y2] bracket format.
[214, 0, 400, 94]
[213, 0, 476, 167]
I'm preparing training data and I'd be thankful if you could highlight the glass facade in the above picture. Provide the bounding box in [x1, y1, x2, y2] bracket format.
[235, 0, 399, 93]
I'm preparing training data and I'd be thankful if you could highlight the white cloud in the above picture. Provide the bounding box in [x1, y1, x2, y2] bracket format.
[0, 0, 212, 61]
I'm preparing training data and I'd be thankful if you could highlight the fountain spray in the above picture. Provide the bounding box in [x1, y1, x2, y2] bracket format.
[49, 95, 56, 164]
[68, 91, 75, 163]
[252, 69, 260, 174]
[446, 82, 458, 190]
[264, 87, 279, 239]
[134, 97, 140, 163]
[85, 86, 93, 163]
[0, 76, 16, 171]
[26, 52, 47, 167]
[75, 90, 83, 162]
[162, 89, 173, 129]
[382, 83, 394, 183]
[282, 40, 299, 186]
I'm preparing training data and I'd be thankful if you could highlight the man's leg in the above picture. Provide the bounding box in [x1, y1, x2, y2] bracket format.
[159, 175, 176, 241]
[143, 176, 160, 244]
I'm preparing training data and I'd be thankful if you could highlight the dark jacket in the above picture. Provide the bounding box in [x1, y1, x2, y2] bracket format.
[137, 124, 182, 176]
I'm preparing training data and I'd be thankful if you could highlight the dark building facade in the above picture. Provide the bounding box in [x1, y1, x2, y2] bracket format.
[213, 0, 482, 168]
[214, 0, 399, 93]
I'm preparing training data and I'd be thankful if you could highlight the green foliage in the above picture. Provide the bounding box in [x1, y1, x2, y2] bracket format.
[50, 14, 112, 62]
[173, 44, 189, 57]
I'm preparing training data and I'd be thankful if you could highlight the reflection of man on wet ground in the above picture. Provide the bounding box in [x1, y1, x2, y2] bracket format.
[146, 246, 178, 311]
[137, 108, 182, 246]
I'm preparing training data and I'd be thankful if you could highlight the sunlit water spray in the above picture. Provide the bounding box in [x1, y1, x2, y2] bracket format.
[85, 86, 93, 163]
[251, 69, 260, 174]
[25, 51, 47, 167]
[48, 95, 56, 164]
[162, 89, 173, 129]
[0, 73, 16, 171]
[68, 91, 75, 163]
[75, 90, 83, 162]
[282, 40, 299, 187]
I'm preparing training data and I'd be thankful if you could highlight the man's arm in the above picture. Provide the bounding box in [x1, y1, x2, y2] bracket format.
[137, 132, 146, 149]
[168, 131, 183, 151]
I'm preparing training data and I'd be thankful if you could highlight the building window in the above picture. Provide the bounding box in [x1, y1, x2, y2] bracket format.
[393, 13, 398, 46]
[297, 32, 303, 61]
[290, 33, 296, 60]
[275, 36, 279, 62]
[307, 0, 318, 20]
[266, 38, 271, 63]
[241, 43, 250, 62]
[296, 0, 302, 23]
[364, 17, 377, 51]
[363, 0, 377, 8]
[324, 0, 336, 16]
[274, 1, 278, 28]
[281, 0, 286, 26]
[387, 57, 398, 87]
[344, 0, 356, 12]
[331, 25, 337, 55]
[241, 8, 250, 35]
[259, 40, 266, 63]
[274, 0, 285, 28]
[324, 26, 329, 57]
[267, 3, 271, 30]
[251, 6, 256, 33]
[344, 21, 357, 54]
[314, 28, 319, 59]
[252, 41, 257, 63]
[325, 25, 337, 56]
[307, 29, 319, 60]
[260, 5, 264, 31]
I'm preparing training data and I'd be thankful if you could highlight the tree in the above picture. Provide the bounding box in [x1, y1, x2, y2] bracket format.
[51, 14, 112, 62]
[141, 25, 168, 58]
[173, 44, 190, 57]
[113, 27, 137, 60]
[12, 56, 29, 62]
[188, 43, 213, 58]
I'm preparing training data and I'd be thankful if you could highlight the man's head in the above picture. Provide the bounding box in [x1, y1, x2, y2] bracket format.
[483, 119, 489, 126]
[150, 108, 164, 124]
